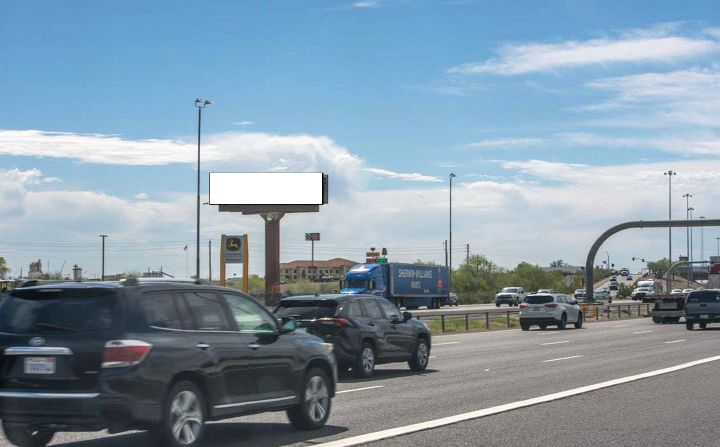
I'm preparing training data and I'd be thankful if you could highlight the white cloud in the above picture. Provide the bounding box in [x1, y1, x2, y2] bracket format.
[447, 24, 720, 75]
[465, 138, 546, 149]
[352, 1, 379, 7]
[233, 121, 254, 126]
[362, 168, 442, 182]
[134, 193, 148, 200]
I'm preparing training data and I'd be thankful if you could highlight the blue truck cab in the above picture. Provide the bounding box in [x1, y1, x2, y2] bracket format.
[340, 263, 450, 309]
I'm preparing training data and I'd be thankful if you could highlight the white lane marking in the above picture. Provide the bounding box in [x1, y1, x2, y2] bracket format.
[313, 354, 720, 447]
[613, 324, 631, 328]
[633, 330, 653, 334]
[540, 341, 570, 346]
[336, 386, 384, 395]
[542, 355, 584, 363]
[664, 339, 686, 344]
[434, 342, 461, 346]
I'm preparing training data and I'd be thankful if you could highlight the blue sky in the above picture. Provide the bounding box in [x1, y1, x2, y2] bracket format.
[1, 0, 720, 279]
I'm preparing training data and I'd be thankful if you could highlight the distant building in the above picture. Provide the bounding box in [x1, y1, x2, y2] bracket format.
[29, 259, 43, 279]
[280, 258, 359, 283]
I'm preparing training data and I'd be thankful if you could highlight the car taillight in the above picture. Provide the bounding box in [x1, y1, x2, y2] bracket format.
[519, 303, 528, 308]
[102, 340, 152, 368]
[316, 317, 349, 326]
[545, 303, 558, 308]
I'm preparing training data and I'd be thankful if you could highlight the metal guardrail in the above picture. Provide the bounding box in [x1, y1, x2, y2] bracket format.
[415, 304, 653, 333]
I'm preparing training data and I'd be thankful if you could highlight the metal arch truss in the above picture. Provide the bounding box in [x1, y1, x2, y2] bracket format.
[584, 219, 720, 302]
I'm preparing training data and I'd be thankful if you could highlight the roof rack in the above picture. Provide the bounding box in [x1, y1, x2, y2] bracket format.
[120, 278, 214, 287]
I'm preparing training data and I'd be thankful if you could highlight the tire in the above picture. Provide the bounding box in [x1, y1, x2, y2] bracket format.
[287, 367, 332, 430]
[557, 314, 567, 330]
[408, 337, 430, 371]
[652, 316, 661, 323]
[521, 322, 530, 331]
[539, 324, 547, 330]
[686, 321, 694, 330]
[495, 303, 500, 307]
[354, 342, 376, 378]
[699, 322, 707, 329]
[1, 422, 54, 447]
[148, 380, 206, 447]
[574, 312, 583, 329]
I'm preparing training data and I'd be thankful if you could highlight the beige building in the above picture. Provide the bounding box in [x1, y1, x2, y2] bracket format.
[280, 258, 358, 283]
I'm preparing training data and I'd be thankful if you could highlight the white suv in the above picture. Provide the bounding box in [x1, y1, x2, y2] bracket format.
[519, 293, 584, 330]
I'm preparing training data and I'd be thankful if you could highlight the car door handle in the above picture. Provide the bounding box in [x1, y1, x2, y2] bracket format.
[247, 342, 261, 350]
[195, 343, 210, 350]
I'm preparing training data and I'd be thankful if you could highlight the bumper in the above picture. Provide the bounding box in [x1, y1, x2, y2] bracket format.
[685, 314, 720, 323]
[495, 297, 518, 303]
[519, 317, 560, 325]
[650, 310, 683, 317]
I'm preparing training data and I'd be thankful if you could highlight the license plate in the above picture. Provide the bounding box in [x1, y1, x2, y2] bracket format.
[23, 357, 56, 375]
[532, 307, 541, 311]
[295, 327, 308, 333]
[701, 315, 709, 319]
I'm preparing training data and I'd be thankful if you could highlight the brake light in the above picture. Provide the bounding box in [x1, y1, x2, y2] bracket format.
[316, 317, 349, 326]
[519, 303, 528, 308]
[545, 303, 558, 308]
[102, 340, 152, 368]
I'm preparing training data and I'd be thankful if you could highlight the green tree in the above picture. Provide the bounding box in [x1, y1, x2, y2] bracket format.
[413, 260, 440, 266]
[0, 256, 10, 279]
[647, 258, 670, 278]
[549, 260, 569, 267]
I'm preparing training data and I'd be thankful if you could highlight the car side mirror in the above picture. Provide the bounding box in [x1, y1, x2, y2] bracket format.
[403, 311, 412, 322]
[280, 317, 296, 333]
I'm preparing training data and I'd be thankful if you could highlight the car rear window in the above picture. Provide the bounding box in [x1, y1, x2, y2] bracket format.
[687, 291, 720, 303]
[0, 288, 116, 334]
[274, 300, 338, 319]
[525, 295, 554, 304]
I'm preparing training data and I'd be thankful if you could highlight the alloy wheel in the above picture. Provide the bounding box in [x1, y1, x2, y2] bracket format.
[304, 375, 330, 423]
[362, 347, 375, 373]
[170, 390, 203, 445]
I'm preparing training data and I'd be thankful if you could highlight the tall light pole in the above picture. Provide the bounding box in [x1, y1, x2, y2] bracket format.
[99, 235, 108, 280]
[717, 237, 719, 257]
[664, 171, 675, 278]
[449, 173, 456, 295]
[683, 193, 692, 280]
[605, 251, 610, 273]
[195, 98, 212, 279]
[689, 206, 695, 282]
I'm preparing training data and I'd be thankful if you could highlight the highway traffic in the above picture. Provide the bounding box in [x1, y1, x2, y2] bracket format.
[15, 316, 720, 447]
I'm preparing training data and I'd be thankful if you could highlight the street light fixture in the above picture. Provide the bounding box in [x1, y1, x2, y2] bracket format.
[195, 98, 212, 279]
[449, 173, 456, 295]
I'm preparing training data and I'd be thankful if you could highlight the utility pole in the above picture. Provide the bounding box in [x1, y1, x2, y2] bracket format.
[664, 170, 675, 281]
[444, 240, 448, 267]
[466, 244, 469, 265]
[208, 240, 212, 282]
[683, 193, 692, 286]
[99, 235, 108, 280]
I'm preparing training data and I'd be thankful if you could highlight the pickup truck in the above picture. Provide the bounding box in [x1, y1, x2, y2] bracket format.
[684, 289, 720, 330]
[495, 287, 526, 307]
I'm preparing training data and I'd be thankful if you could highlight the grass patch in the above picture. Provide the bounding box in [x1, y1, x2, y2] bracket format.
[425, 315, 519, 334]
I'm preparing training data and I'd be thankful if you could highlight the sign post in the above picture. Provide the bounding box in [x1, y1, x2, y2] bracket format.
[306, 233, 320, 281]
[220, 234, 248, 291]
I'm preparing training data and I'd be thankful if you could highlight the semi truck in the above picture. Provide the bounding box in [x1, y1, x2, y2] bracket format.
[340, 262, 450, 309]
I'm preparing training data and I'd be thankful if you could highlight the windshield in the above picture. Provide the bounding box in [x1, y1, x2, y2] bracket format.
[575, 290, 585, 294]
[274, 300, 338, 320]
[0, 288, 116, 334]
[344, 280, 370, 289]
[502, 288, 518, 293]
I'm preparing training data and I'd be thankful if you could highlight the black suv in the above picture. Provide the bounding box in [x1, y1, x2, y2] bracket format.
[274, 294, 431, 378]
[0, 279, 337, 447]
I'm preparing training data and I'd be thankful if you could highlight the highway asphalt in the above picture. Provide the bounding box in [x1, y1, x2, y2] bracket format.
[16, 315, 720, 447]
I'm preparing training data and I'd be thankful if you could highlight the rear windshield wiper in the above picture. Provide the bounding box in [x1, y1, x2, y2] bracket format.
[35, 322, 79, 333]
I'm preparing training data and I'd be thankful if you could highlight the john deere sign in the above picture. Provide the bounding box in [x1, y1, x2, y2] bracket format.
[223, 235, 245, 264]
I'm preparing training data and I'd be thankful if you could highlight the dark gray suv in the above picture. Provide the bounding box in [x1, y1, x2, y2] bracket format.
[0, 279, 336, 447]
[274, 294, 431, 378]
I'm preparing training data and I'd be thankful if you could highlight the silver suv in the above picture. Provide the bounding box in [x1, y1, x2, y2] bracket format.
[519, 293, 584, 330]
[684, 289, 720, 330]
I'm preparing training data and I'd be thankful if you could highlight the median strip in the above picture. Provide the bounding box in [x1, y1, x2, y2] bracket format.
[312, 354, 720, 447]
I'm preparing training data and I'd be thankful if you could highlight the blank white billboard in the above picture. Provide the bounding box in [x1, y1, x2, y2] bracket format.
[209, 172, 323, 205]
